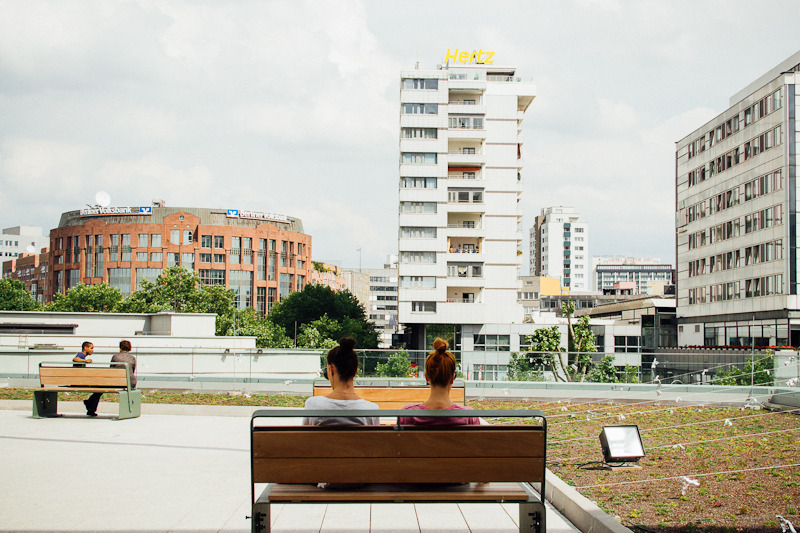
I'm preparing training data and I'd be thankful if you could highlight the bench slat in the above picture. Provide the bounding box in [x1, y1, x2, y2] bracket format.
[254, 457, 544, 484]
[39, 367, 129, 388]
[40, 376, 129, 387]
[313, 387, 465, 404]
[39, 387, 125, 393]
[265, 482, 532, 503]
[253, 428, 544, 459]
[39, 368, 128, 378]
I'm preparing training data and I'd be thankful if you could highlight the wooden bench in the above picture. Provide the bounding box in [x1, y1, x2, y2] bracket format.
[33, 362, 141, 420]
[250, 408, 546, 533]
[312, 378, 466, 409]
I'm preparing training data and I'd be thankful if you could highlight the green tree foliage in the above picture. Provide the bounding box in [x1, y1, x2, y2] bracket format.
[507, 352, 547, 381]
[715, 356, 774, 386]
[586, 354, 618, 383]
[225, 307, 293, 349]
[561, 301, 597, 382]
[268, 284, 379, 348]
[375, 351, 413, 377]
[114, 267, 216, 313]
[45, 283, 122, 312]
[518, 326, 565, 381]
[621, 365, 640, 383]
[0, 278, 41, 311]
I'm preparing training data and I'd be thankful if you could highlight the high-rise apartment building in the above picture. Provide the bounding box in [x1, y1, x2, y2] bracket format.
[366, 256, 399, 348]
[398, 58, 535, 349]
[531, 207, 589, 291]
[676, 50, 800, 347]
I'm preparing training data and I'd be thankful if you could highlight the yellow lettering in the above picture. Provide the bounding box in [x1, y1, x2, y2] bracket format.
[484, 51, 494, 64]
[445, 48, 458, 63]
[470, 50, 478, 63]
[458, 51, 469, 63]
[477, 49, 484, 63]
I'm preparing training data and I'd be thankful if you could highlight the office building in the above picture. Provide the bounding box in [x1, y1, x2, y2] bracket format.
[47, 204, 312, 312]
[2, 249, 49, 304]
[593, 256, 673, 295]
[397, 57, 535, 349]
[366, 256, 399, 348]
[0, 226, 49, 260]
[531, 207, 589, 291]
[676, 50, 800, 346]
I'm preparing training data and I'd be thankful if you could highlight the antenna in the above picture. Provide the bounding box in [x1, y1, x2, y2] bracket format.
[95, 191, 111, 207]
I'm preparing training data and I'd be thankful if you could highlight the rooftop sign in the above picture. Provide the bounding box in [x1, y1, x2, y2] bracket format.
[445, 48, 495, 64]
[226, 209, 289, 223]
[80, 206, 152, 216]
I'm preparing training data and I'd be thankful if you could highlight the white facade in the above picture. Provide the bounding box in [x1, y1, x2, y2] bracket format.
[366, 256, 399, 348]
[676, 50, 800, 347]
[0, 226, 49, 262]
[397, 61, 535, 340]
[535, 207, 589, 291]
[593, 256, 672, 294]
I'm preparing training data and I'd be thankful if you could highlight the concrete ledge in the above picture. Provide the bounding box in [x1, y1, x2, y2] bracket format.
[545, 469, 633, 533]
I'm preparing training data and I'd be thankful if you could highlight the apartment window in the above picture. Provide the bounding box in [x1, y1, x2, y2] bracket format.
[121, 234, 131, 262]
[448, 116, 483, 129]
[136, 252, 148, 262]
[472, 364, 508, 381]
[199, 269, 225, 286]
[401, 276, 435, 288]
[214, 236, 224, 248]
[243, 237, 252, 250]
[279, 273, 291, 299]
[213, 253, 225, 263]
[448, 263, 482, 278]
[243, 250, 252, 265]
[256, 286, 266, 316]
[201, 235, 212, 248]
[401, 177, 437, 188]
[403, 78, 438, 90]
[473, 334, 510, 351]
[296, 274, 305, 291]
[151, 234, 162, 247]
[402, 127, 438, 139]
[400, 251, 436, 263]
[183, 230, 192, 244]
[150, 252, 162, 262]
[268, 287, 277, 312]
[167, 253, 179, 267]
[403, 103, 438, 114]
[615, 336, 640, 353]
[412, 301, 436, 312]
[448, 189, 483, 203]
[403, 152, 437, 164]
[109, 234, 119, 262]
[139, 234, 149, 247]
[400, 227, 436, 239]
[199, 253, 212, 263]
[182, 253, 195, 269]
[169, 230, 179, 245]
[232, 237, 241, 250]
[400, 202, 437, 213]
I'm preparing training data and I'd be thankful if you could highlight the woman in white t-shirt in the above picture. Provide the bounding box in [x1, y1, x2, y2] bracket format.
[303, 337, 379, 426]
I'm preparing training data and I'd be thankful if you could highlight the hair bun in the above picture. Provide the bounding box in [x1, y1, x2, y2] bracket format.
[432, 337, 448, 354]
[338, 337, 357, 351]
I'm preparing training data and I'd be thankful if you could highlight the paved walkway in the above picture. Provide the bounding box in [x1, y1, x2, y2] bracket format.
[0, 400, 579, 532]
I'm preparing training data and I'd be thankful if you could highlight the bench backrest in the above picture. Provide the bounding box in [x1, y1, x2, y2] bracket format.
[39, 366, 129, 389]
[252, 425, 545, 485]
[313, 385, 466, 409]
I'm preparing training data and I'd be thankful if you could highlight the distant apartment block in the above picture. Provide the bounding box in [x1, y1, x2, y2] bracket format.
[365, 256, 399, 348]
[531, 207, 589, 291]
[2, 249, 50, 303]
[593, 256, 673, 295]
[397, 58, 535, 349]
[676, 50, 800, 346]
[0, 226, 49, 260]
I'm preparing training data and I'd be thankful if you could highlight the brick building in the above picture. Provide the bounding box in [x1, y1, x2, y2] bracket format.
[47, 205, 312, 313]
[2, 250, 50, 304]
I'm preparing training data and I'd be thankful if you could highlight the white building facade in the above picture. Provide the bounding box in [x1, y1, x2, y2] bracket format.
[1, 226, 49, 262]
[365, 256, 399, 348]
[534, 207, 589, 291]
[397, 59, 535, 349]
[593, 256, 672, 295]
[676, 51, 800, 347]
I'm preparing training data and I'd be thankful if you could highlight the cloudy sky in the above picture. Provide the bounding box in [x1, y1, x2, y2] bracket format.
[1, 0, 798, 269]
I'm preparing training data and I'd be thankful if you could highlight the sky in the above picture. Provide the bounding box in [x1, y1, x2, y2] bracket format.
[1, 0, 799, 270]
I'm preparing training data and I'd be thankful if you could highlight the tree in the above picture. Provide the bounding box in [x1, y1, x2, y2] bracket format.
[507, 351, 547, 381]
[586, 354, 618, 383]
[226, 307, 293, 348]
[376, 351, 413, 377]
[561, 301, 597, 382]
[0, 278, 41, 311]
[715, 355, 774, 386]
[46, 283, 122, 312]
[523, 326, 566, 381]
[268, 284, 379, 348]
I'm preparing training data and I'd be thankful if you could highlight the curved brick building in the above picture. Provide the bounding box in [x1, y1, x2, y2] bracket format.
[48, 205, 312, 313]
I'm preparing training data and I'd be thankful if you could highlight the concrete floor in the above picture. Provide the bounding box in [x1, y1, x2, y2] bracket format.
[0, 400, 579, 532]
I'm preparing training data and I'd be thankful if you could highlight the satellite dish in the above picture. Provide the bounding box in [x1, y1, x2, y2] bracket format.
[95, 191, 111, 207]
[25, 245, 36, 254]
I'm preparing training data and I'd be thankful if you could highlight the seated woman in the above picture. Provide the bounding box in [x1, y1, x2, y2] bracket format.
[303, 337, 379, 427]
[398, 338, 481, 425]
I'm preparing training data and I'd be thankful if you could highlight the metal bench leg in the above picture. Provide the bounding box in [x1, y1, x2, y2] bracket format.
[117, 390, 142, 419]
[519, 501, 546, 533]
[252, 485, 273, 533]
[32, 390, 58, 418]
